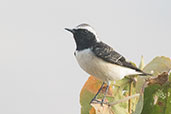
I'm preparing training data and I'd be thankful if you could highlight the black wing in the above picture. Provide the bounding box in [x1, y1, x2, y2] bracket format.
[92, 42, 143, 72]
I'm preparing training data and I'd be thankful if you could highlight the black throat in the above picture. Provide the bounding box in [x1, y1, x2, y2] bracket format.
[73, 29, 98, 51]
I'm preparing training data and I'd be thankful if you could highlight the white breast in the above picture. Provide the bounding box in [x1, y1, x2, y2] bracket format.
[75, 49, 141, 82]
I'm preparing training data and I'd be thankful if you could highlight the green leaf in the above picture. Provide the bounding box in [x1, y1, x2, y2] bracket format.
[136, 56, 171, 93]
[141, 80, 171, 114]
[132, 94, 144, 114]
[143, 56, 171, 75]
[110, 78, 131, 114]
[141, 56, 171, 114]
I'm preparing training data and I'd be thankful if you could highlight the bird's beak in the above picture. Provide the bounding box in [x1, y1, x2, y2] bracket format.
[65, 28, 75, 34]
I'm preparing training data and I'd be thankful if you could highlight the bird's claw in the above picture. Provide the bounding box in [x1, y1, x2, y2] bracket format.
[90, 99, 107, 106]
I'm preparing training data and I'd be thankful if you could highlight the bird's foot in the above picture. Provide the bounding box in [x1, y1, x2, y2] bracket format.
[100, 98, 105, 106]
[90, 98, 97, 104]
[90, 98, 108, 106]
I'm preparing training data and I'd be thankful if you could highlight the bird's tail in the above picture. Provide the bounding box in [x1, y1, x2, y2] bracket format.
[139, 71, 153, 76]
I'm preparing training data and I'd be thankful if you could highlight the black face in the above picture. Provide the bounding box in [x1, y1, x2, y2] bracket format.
[68, 29, 98, 51]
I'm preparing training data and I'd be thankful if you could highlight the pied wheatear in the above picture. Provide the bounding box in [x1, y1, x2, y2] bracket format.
[65, 23, 151, 105]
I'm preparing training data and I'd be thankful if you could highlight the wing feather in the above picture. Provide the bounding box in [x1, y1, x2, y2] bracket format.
[92, 42, 143, 72]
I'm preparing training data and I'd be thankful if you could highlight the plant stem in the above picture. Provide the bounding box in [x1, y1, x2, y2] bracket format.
[128, 80, 132, 114]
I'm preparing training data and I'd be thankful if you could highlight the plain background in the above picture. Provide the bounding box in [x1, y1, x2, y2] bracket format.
[0, 0, 171, 114]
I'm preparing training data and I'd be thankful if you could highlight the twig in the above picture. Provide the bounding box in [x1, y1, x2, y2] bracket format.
[108, 94, 140, 106]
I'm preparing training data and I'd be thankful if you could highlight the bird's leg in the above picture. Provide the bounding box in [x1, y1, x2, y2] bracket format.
[90, 82, 105, 104]
[101, 82, 109, 106]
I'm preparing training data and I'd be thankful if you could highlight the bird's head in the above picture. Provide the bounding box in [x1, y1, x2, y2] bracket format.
[65, 23, 100, 51]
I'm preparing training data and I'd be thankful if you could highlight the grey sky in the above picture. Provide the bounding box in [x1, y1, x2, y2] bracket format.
[0, 0, 171, 114]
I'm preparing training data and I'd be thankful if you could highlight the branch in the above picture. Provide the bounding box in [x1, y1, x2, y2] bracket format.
[108, 94, 140, 106]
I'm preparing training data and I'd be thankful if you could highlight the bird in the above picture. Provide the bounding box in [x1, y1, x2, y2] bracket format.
[65, 23, 151, 105]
